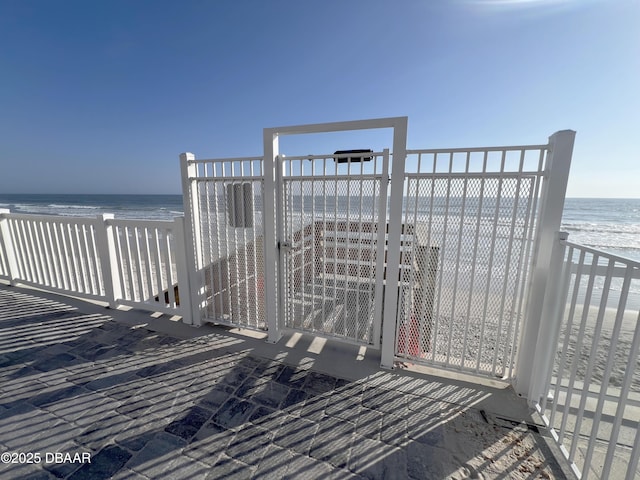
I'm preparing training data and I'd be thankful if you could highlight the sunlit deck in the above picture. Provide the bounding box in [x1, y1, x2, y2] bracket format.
[0, 284, 568, 479]
[2, 119, 638, 478]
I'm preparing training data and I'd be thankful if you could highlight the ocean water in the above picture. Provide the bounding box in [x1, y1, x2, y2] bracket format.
[1, 194, 638, 263]
[562, 198, 640, 263]
[0, 194, 184, 221]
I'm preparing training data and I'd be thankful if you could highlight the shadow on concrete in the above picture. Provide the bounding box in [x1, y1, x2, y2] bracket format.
[0, 284, 569, 479]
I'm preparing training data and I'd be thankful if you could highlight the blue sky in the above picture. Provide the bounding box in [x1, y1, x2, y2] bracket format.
[1, 0, 638, 197]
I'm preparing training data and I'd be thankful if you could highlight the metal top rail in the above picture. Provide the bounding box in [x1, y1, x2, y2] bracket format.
[0, 212, 101, 224]
[280, 151, 386, 161]
[407, 144, 549, 154]
[563, 239, 640, 270]
[187, 155, 263, 164]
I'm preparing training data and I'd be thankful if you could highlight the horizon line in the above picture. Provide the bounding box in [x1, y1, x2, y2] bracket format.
[1, 193, 639, 201]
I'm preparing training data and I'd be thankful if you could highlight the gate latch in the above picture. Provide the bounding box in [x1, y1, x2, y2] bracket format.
[279, 241, 292, 253]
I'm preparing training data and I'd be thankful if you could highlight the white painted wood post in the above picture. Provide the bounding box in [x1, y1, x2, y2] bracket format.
[514, 130, 576, 400]
[180, 152, 204, 327]
[380, 117, 408, 369]
[0, 209, 19, 286]
[173, 216, 197, 325]
[263, 129, 281, 343]
[95, 214, 121, 308]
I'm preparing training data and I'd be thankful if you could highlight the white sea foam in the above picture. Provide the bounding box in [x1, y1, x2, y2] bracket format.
[47, 204, 100, 209]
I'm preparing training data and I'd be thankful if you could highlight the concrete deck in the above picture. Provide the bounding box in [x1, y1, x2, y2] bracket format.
[0, 284, 569, 479]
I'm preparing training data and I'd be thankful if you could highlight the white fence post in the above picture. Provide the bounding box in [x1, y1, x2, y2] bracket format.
[180, 152, 204, 326]
[0, 209, 19, 286]
[515, 130, 576, 399]
[173, 216, 197, 325]
[263, 129, 281, 343]
[95, 214, 121, 308]
[380, 117, 409, 369]
[527, 231, 569, 404]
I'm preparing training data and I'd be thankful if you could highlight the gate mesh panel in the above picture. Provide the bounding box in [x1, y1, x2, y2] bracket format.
[281, 155, 384, 345]
[194, 160, 266, 330]
[397, 174, 538, 377]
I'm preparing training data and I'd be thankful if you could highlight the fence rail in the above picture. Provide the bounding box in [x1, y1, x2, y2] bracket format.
[0, 212, 105, 299]
[534, 237, 640, 479]
[0, 209, 192, 320]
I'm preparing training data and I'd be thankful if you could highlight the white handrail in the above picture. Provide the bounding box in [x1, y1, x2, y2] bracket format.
[535, 236, 640, 479]
[0, 211, 191, 319]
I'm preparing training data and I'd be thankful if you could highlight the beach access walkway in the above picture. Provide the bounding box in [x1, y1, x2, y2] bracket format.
[0, 284, 569, 480]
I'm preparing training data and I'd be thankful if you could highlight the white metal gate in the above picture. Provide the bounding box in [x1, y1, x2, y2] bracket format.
[262, 118, 408, 351]
[181, 154, 267, 330]
[181, 119, 575, 383]
[277, 151, 389, 346]
[181, 117, 408, 348]
[394, 146, 548, 378]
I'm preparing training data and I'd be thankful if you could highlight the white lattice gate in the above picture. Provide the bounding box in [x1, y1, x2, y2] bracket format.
[277, 151, 389, 346]
[181, 118, 408, 350]
[394, 146, 551, 378]
[180, 154, 267, 330]
[181, 119, 575, 382]
[263, 118, 409, 351]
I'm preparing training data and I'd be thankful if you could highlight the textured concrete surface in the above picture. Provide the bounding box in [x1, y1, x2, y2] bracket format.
[0, 285, 569, 479]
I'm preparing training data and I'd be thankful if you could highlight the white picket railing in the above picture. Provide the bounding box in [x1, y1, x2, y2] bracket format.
[0, 209, 192, 320]
[533, 235, 640, 479]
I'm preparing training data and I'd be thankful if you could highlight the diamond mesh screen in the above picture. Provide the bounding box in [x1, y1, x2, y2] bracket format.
[396, 174, 539, 377]
[280, 155, 385, 345]
[194, 160, 266, 330]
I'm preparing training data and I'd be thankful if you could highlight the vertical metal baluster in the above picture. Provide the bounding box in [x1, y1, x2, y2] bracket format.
[161, 226, 176, 306]
[63, 222, 79, 292]
[82, 223, 94, 293]
[113, 225, 127, 301]
[343, 157, 352, 338]
[133, 226, 146, 300]
[462, 152, 486, 369]
[355, 155, 365, 341]
[571, 257, 615, 470]
[88, 224, 102, 295]
[71, 223, 87, 293]
[322, 157, 328, 334]
[36, 221, 52, 287]
[371, 151, 387, 348]
[23, 220, 38, 283]
[310, 159, 317, 332]
[122, 225, 136, 301]
[559, 252, 598, 445]
[211, 166, 224, 319]
[44, 221, 62, 289]
[332, 159, 339, 336]
[413, 153, 430, 358]
[447, 153, 469, 368]
[242, 162, 252, 326]
[437, 153, 453, 366]
[589, 267, 635, 478]
[476, 151, 505, 373]
[427, 153, 438, 362]
[151, 225, 164, 304]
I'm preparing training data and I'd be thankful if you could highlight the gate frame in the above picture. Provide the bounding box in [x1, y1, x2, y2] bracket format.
[262, 117, 408, 365]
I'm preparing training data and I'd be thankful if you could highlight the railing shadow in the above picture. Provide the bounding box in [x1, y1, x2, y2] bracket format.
[0, 285, 568, 479]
